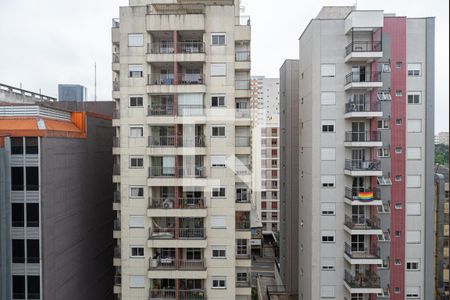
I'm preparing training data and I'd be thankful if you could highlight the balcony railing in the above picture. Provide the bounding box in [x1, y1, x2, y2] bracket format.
[113, 219, 121, 230]
[150, 289, 175, 299]
[345, 41, 382, 56]
[113, 109, 120, 119]
[344, 242, 380, 259]
[114, 275, 121, 286]
[236, 136, 251, 147]
[148, 104, 174, 116]
[345, 100, 381, 113]
[236, 279, 251, 287]
[148, 166, 206, 178]
[345, 71, 382, 85]
[114, 246, 121, 258]
[113, 137, 120, 147]
[344, 187, 380, 202]
[147, 42, 205, 54]
[345, 159, 381, 172]
[235, 80, 250, 90]
[345, 215, 380, 230]
[148, 197, 205, 209]
[113, 81, 120, 91]
[113, 164, 120, 175]
[150, 289, 206, 300]
[344, 270, 380, 289]
[236, 109, 250, 119]
[112, 53, 120, 63]
[235, 51, 250, 61]
[148, 73, 203, 85]
[236, 221, 251, 231]
[345, 131, 381, 142]
[114, 191, 121, 203]
[236, 15, 251, 26]
[149, 258, 205, 270]
[149, 227, 206, 239]
[148, 136, 205, 147]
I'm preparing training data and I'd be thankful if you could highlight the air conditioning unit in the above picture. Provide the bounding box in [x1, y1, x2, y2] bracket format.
[162, 199, 174, 209]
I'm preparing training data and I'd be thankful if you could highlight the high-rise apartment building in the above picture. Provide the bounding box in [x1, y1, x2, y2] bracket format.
[111, 0, 252, 299]
[58, 84, 87, 102]
[281, 6, 435, 299]
[250, 76, 280, 126]
[0, 101, 114, 300]
[435, 166, 449, 299]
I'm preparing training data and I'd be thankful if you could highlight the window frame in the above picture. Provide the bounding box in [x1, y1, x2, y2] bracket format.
[129, 95, 144, 107]
[211, 33, 226, 46]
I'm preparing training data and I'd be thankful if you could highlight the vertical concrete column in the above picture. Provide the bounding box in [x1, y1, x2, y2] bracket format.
[173, 31, 179, 84]
[173, 94, 178, 116]
[175, 278, 180, 300]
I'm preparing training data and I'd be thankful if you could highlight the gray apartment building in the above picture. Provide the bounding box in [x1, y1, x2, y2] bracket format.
[58, 84, 87, 102]
[0, 99, 114, 300]
[281, 6, 435, 300]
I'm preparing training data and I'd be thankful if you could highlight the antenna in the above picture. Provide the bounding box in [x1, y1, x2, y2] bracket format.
[94, 62, 97, 101]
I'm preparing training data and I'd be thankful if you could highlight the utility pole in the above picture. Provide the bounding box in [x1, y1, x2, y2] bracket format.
[94, 62, 97, 101]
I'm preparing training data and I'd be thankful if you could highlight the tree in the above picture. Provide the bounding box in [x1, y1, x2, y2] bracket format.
[435, 144, 449, 166]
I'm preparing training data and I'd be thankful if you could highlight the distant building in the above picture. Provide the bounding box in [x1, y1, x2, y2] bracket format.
[437, 132, 449, 145]
[0, 101, 114, 300]
[58, 84, 87, 102]
[250, 76, 280, 126]
[0, 83, 56, 104]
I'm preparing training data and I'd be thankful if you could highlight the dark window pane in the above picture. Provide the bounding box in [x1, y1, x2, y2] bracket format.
[25, 137, 38, 154]
[26, 167, 39, 191]
[12, 240, 25, 263]
[11, 203, 24, 227]
[11, 167, 24, 191]
[27, 276, 40, 299]
[11, 137, 23, 155]
[12, 275, 25, 299]
[26, 203, 39, 227]
[27, 240, 40, 263]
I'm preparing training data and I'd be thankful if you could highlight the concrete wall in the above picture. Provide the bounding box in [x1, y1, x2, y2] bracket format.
[279, 59, 299, 297]
[40, 115, 114, 300]
[0, 139, 11, 300]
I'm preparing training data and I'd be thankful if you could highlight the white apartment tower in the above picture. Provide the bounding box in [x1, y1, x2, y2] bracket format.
[250, 76, 280, 126]
[111, 1, 252, 299]
[281, 6, 435, 300]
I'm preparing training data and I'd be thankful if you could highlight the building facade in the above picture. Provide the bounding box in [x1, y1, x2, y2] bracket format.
[435, 166, 449, 299]
[250, 76, 280, 126]
[58, 84, 87, 102]
[111, 0, 252, 299]
[281, 6, 435, 300]
[0, 103, 114, 300]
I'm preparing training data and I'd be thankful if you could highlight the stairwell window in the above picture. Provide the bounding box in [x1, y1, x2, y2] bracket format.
[212, 187, 225, 198]
[129, 156, 144, 168]
[321, 120, 335, 132]
[129, 187, 144, 198]
[211, 33, 226, 45]
[130, 247, 144, 258]
[407, 92, 421, 104]
[321, 231, 335, 243]
[211, 246, 226, 258]
[129, 96, 144, 107]
[377, 119, 390, 129]
[128, 34, 144, 47]
[129, 65, 143, 78]
[407, 63, 422, 77]
[129, 126, 143, 137]
[212, 277, 226, 289]
[321, 64, 335, 77]
[211, 126, 226, 137]
[321, 175, 335, 188]
[211, 95, 225, 107]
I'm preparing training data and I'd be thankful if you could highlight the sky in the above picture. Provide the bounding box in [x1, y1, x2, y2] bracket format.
[0, 0, 448, 131]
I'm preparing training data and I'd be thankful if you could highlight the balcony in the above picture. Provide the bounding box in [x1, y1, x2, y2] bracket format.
[344, 243, 382, 265]
[345, 41, 383, 62]
[149, 289, 206, 300]
[149, 227, 206, 240]
[148, 166, 206, 178]
[344, 187, 382, 206]
[149, 258, 205, 270]
[344, 131, 382, 147]
[344, 71, 382, 90]
[235, 109, 251, 119]
[344, 100, 382, 119]
[148, 104, 175, 116]
[235, 80, 250, 90]
[344, 159, 382, 177]
[344, 215, 382, 235]
[147, 42, 206, 62]
[148, 136, 205, 148]
[236, 136, 251, 147]
[344, 270, 382, 294]
[149, 197, 206, 209]
[147, 73, 205, 94]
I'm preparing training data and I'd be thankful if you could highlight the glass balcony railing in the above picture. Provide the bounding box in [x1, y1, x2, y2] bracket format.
[345, 41, 382, 56]
[345, 131, 381, 142]
[149, 227, 206, 240]
[345, 159, 381, 172]
[344, 270, 381, 289]
[345, 71, 382, 85]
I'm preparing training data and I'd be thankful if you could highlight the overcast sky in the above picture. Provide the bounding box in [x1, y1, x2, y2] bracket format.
[0, 0, 448, 131]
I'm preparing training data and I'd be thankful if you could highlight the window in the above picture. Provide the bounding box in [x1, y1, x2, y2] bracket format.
[377, 90, 392, 101]
[186, 248, 201, 260]
[395, 147, 402, 154]
[382, 63, 391, 72]
[129, 126, 143, 137]
[211, 216, 226, 228]
[405, 287, 420, 298]
[407, 119, 422, 132]
[27, 276, 40, 299]
[211, 156, 226, 167]
[320, 285, 335, 298]
[321, 64, 335, 77]
[406, 231, 421, 243]
[395, 90, 403, 97]
[211, 63, 226, 76]
[321, 92, 336, 105]
[130, 187, 144, 198]
[212, 246, 226, 258]
[378, 119, 390, 129]
[212, 277, 226, 288]
[320, 203, 335, 216]
[211, 95, 225, 107]
[321, 258, 336, 271]
[211, 126, 226, 137]
[407, 175, 421, 188]
[406, 147, 421, 160]
[129, 96, 143, 107]
[237, 239, 248, 255]
[406, 203, 421, 216]
[377, 177, 392, 186]
[236, 271, 248, 283]
[11, 137, 24, 154]
[395, 175, 402, 182]
[211, 33, 226, 45]
[128, 34, 144, 47]
[321, 231, 335, 243]
[407, 63, 422, 76]
[212, 187, 225, 197]
[395, 203, 403, 210]
[11, 167, 24, 191]
[395, 230, 401, 237]
[129, 216, 145, 228]
[321, 120, 335, 132]
[25, 137, 38, 154]
[394, 259, 401, 265]
[12, 203, 24, 227]
[130, 247, 144, 257]
[396, 118, 402, 125]
[13, 275, 25, 299]
[26, 203, 39, 227]
[378, 148, 390, 158]
[406, 259, 420, 271]
[25, 167, 39, 191]
[129, 157, 144, 168]
[407, 92, 421, 104]
[12, 240, 25, 263]
[129, 275, 145, 288]
[396, 62, 402, 68]
[129, 65, 143, 77]
[320, 148, 335, 161]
